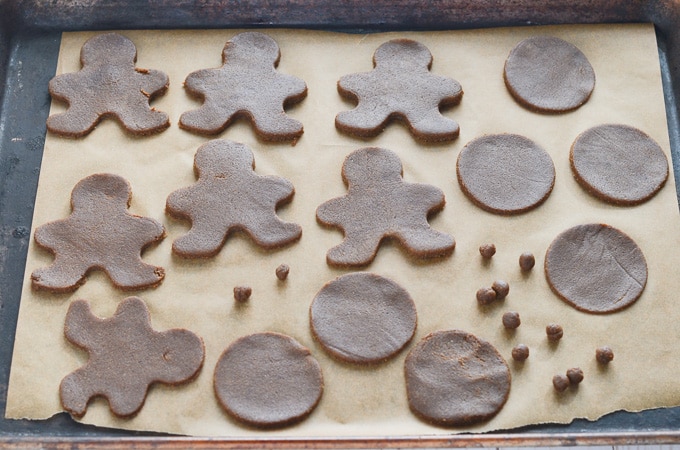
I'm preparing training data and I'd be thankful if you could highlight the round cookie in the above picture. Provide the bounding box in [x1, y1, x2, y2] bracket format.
[310, 272, 417, 364]
[570, 124, 668, 205]
[504, 35, 595, 113]
[456, 134, 555, 214]
[545, 223, 647, 314]
[213, 332, 323, 428]
[404, 330, 510, 426]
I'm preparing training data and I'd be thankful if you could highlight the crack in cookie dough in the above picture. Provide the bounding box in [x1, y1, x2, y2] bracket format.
[60, 297, 205, 418]
[166, 139, 302, 257]
[504, 35, 595, 113]
[179, 32, 307, 142]
[336, 39, 463, 142]
[47, 33, 170, 137]
[213, 332, 323, 428]
[570, 124, 668, 205]
[31, 174, 166, 292]
[456, 134, 555, 215]
[544, 223, 648, 314]
[316, 147, 455, 267]
[310, 273, 417, 364]
[405, 330, 511, 427]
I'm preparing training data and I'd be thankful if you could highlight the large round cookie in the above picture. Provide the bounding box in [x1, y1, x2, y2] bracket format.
[456, 134, 555, 214]
[404, 330, 510, 427]
[504, 35, 595, 113]
[310, 273, 417, 364]
[545, 223, 647, 314]
[213, 332, 323, 428]
[570, 124, 668, 205]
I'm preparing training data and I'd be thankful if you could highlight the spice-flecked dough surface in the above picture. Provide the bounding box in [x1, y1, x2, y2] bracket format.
[310, 272, 417, 364]
[213, 332, 323, 428]
[404, 330, 510, 426]
[545, 223, 647, 313]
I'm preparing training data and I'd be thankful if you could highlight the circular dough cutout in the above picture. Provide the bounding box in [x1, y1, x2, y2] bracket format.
[504, 35, 595, 113]
[545, 223, 647, 314]
[457, 134, 555, 214]
[310, 272, 417, 364]
[405, 330, 510, 426]
[213, 332, 323, 428]
[570, 124, 668, 205]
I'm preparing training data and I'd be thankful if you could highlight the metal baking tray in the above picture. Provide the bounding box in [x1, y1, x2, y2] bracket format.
[1, 0, 679, 447]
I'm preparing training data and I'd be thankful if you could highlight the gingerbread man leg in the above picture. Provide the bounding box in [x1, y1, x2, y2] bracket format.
[105, 259, 165, 291]
[46, 104, 102, 138]
[117, 106, 169, 135]
[397, 227, 456, 258]
[408, 108, 459, 140]
[326, 230, 383, 267]
[179, 102, 234, 134]
[60, 369, 98, 416]
[336, 105, 389, 137]
[172, 221, 229, 258]
[251, 107, 304, 141]
[244, 215, 302, 249]
[31, 257, 89, 292]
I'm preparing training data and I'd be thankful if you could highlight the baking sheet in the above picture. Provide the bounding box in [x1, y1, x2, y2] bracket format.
[4, 23, 680, 438]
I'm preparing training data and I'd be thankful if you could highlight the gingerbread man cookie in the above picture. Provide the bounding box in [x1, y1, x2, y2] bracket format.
[336, 39, 463, 142]
[60, 297, 205, 418]
[179, 32, 307, 142]
[47, 33, 170, 137]
[31, 174, 166, 292]
[316, 147, 455, 267]
[166, 139, 302, 258]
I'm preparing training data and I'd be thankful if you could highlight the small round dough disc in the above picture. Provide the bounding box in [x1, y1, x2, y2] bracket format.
[456, 134, 555, 214]
[213, 332, 323, 428]
[570, 124, 668, 205]
[504, 35, 595, 113]
[310, 272, 417, 364]
[545, 223, 648, 314]
[405, 330, 510, 427]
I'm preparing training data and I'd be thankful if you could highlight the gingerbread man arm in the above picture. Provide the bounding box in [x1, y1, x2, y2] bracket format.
[32, 222, 91, 292]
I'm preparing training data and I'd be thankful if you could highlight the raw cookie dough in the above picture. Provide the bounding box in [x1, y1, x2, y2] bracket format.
[213, 332, 323, 428]
[316, 147, 455, 267]
[404, 330, 510, 426]
[166, 139, 302, 257]
[310, 272, 417, 364]
[335, 39, 463, 142]
[544, 223, 648, 314]
[179, 31, 307, 142]
[31, 173, 166, 292]
[47, 33, 169, 137]
[456, 134, 555, 215]
[570, 124, 668, 205]
[60, 297, 205, 418]
[504, 35, 595, 113]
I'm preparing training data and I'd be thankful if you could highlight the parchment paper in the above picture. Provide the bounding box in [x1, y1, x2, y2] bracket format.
[6, 24, 680, 436]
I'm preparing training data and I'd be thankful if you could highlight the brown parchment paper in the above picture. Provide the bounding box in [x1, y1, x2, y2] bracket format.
[6, 24, 680, 436]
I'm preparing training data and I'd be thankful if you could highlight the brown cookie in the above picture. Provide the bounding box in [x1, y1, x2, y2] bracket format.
[60, 297, 205, 418]
[570, 124, 668, 205]
[166, 139, 302, 258]
[47, 33, 169, 137]
[213, 332, 323, 428]
[336, 39, 463, 142]
[310, 273, 417, 364]
[545, 223, 647, 314]
[179, 32, 307, 142]
[31, 174, 166, 292]
[316, 147, 455, 267]
[504, 35, 595, 113]
[457, 134, 555, 215]
[405, 330, 511, 426]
